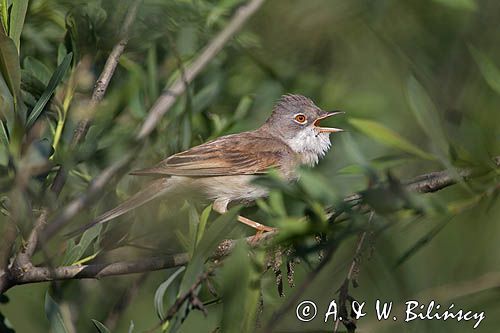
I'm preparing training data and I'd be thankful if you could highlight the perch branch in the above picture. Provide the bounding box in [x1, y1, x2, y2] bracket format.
[0, 233, 274, 294]
[2, 157, 496, 295]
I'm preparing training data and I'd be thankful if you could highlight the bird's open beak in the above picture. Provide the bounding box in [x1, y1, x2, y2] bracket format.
[313, 111, 344, 133]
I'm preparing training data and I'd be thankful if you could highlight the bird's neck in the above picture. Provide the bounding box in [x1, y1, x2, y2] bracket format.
[286, 128, 332, 166]
[260, 125, 332, 167]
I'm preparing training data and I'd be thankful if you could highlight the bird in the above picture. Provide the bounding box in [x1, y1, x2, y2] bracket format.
[67, 94, 343, 237]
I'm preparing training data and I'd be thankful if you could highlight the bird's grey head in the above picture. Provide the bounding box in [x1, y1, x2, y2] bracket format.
[264, 94, 343, 166]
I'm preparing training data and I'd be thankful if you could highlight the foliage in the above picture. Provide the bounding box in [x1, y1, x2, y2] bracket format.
[0, 0, 499, 332]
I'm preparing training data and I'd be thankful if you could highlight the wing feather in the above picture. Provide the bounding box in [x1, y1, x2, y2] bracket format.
[130, 131, 293, 177]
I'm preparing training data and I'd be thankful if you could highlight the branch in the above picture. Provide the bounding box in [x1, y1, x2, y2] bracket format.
[42, 151, 135, 241]
[137, 0, 266, 139]
[50, 0, 142, 196]
[0, 232, 274, 294]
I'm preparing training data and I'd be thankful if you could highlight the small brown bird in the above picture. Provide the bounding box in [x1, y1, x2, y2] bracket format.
[69, 94, 343, 236]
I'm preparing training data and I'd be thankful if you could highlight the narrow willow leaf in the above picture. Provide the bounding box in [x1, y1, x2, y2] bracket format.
[9, 0, 28, 52]
[0, 0, 8, 34]
[26, 53, 72, 128]
[349, 117, 434, 160]
[338, 155, 412, 175]
[233, 95, 254, 120]
[395, 217, 450, 267]
[154, 267, 186, 320]
[44, 292, 69, 333]
[91, 319, 111, 333]
[0, 119, 8, 146]
[23, 56, 52, 85]
[0, 31, 21, 111]
[469, 45, 500, 95]
[187, 203, 199, 256]
[196, 204, 212, 245]
[193, 80, 220, 113]
[220, 241, 260, 333]
[406, 76, 449, 157]
[62, 223, 102, 265]
[178, 206, 240, 293]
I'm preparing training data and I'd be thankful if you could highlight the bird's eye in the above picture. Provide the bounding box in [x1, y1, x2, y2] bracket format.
[294, 114, 307, 124]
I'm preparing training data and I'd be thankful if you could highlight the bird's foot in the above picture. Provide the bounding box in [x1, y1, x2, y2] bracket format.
[237, 215, 276, 244]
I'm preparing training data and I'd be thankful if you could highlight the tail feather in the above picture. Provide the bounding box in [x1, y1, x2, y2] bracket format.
[65, 178, 172, 238]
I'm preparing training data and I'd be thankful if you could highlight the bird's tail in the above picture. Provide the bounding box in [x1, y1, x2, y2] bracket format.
[65, 178, 173, 238]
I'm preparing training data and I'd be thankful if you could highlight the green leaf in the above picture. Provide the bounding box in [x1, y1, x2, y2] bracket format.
[62, 223, 102, 265]
[154, 267, 186, 320]
[395, 217, 451, 267]
[193, 80, 220, 113]
[269, 191, 287, 217]
[349, 117, 434, 160]
[26, 53, 72, 128]
[337, 155, 413, 175]
[23, 57, 52, 85]
[91, 319, 111, 333]
[220, 241, 261, 333]
[8, 0, 28, 52]
[57, 44, 68, 66]
[0, 119, 8, 146]
[44, 292, 69, 333]
[187, 203, 199, 256]
[195, 204, 212, 245]
[0, 30, 21, 113]
[233, 95, 254, 121]
[406, 76, 449, 158]
[432, 0, 477, 11]
[0, 1, 9, 34]
[178, 206, 240, 294]
[469, 45, 500, 95]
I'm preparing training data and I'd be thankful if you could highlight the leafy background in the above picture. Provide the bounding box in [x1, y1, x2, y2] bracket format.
[1, 0, 499, 332]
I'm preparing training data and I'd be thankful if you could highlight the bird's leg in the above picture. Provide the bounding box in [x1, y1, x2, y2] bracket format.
[237, 215, 275, 233]
[213, 199, 276, 237]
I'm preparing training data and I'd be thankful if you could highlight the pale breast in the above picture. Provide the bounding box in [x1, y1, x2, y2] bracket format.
[285, 128, 332, 166]
[198, 175, 268, 204]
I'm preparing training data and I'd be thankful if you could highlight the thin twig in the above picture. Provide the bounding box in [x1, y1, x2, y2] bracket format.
[146, 269, 214, 333]
[42, 150, 136, 242]
[263, 244, 338, 333]
[137, 0, 266, 139]
[51, 0, 142, 196]
[333, 211, 375, 333]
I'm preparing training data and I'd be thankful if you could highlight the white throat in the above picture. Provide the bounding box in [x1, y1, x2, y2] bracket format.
[285, 127, 332, 166]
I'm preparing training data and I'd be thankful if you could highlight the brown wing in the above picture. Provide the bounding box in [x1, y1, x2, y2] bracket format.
[130, 130, 294, 177]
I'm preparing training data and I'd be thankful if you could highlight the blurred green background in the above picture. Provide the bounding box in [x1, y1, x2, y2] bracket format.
[1, 0, 499, 332]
